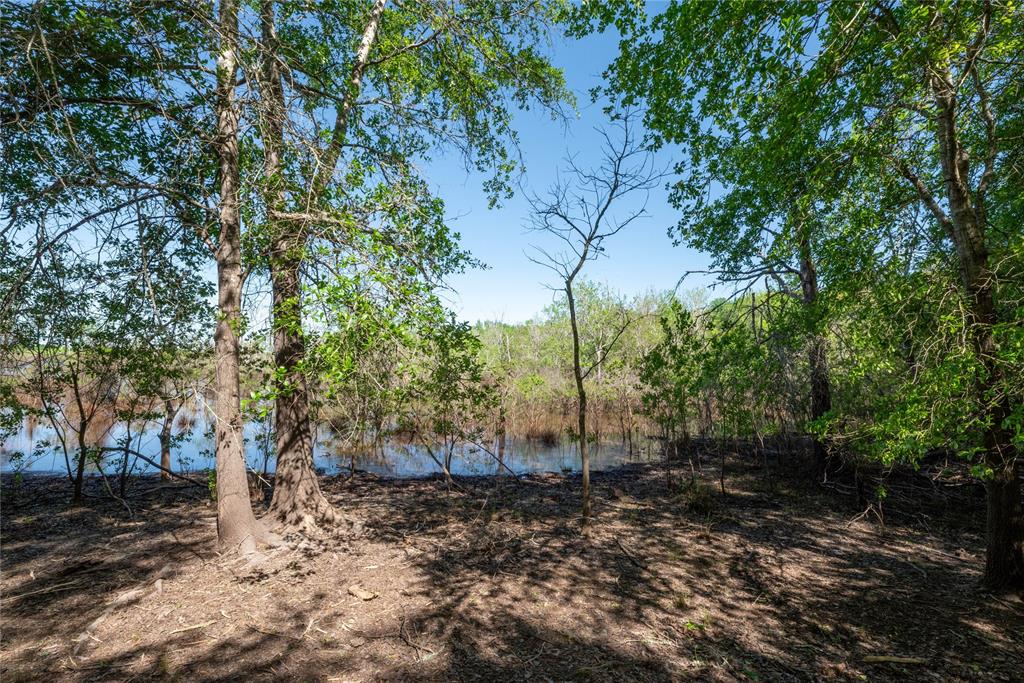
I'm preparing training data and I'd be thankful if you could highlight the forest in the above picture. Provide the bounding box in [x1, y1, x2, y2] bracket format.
[1, 1, 1022, 681]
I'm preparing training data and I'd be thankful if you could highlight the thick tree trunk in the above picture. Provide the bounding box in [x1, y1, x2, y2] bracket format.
[964, 283, 1022, 590]
[258, 0, 338, 531]
[969, 286, 1023, 589]
[266, 246, 339, 529]
[927, 70, 1023, 590]
[212, 0, 264, 554]
[985, 460, 1024, 588]
[213, 238, 264, 553]
[567, 282, 590, 525]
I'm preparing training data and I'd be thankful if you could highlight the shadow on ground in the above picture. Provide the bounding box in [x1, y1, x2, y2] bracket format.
[1, 450, 1021, 681]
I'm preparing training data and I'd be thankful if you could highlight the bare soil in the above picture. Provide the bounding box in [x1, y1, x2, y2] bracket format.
[2, 453, 1022, 682]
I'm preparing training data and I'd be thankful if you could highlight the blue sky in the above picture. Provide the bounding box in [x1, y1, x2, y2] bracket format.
[424, 28, 711, 324]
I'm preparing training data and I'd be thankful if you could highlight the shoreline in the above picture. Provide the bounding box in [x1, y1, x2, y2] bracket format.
[0, 454, 659, 486]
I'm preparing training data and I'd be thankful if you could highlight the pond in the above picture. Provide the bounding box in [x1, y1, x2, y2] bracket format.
[1, 410, 657, 479]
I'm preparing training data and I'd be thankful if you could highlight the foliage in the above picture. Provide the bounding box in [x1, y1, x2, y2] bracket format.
[574, 0, 1024, 471]
[639, 299, 699, 437]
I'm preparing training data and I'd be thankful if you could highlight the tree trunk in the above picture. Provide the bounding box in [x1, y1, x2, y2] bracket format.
[927, 69, 1022, 590]
[496, 404, 507, 475]
[567, 281, 590, 525]
[267, 305, 336, 529]
[258, 0, 339, 531]
[702, 394, 713, 437]
[444, 436, 455, 477]
[71, 368, 88, 504]
[72, 437, 87, 504]
[798, 225, 832, 475]
[159, 398, 176, 481]
[968, 282, 1023, 589]
[663, 425, 673, 492]
[985, 460, 1024, 589]
[625, 401, 634, 456]
[212, 0, 264, 554]
[119, 416, 133, 497]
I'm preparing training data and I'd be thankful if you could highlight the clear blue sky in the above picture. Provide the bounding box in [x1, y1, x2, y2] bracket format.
[425, 29, 711, 324]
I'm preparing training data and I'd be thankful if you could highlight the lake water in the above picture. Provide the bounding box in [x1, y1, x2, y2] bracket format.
[1, 411, 656, 479]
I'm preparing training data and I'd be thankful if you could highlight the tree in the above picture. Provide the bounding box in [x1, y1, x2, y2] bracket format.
[578, 0, 1024, 589]
[528, 113, 662, 525]
[1, 191, 212, 503]
[640, 299, 700, 452]
[1, 0, 269, 553]
[246, 0, 569, 531]
[407, 313, 493, 486]
[477, 319, 517, 470]
[207, 0, 270, 553]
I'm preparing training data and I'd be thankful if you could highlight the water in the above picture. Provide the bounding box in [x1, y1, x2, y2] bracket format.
[1, 410, 654, 479]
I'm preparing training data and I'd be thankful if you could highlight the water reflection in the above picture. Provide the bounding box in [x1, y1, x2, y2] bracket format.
[2, 409, 655, 478]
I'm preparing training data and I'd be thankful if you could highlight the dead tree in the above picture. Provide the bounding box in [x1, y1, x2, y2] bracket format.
[527, 111, 663, 527]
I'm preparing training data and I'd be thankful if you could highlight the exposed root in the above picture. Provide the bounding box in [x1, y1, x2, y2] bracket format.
[220, 518, 283, 561]
[263, 493, 363, 540]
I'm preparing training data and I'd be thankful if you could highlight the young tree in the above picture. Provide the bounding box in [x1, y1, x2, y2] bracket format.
[1, 197, 212, 503]
[528, 113, 662, 525]
[477, 320, 517, 470]
[640, 299, 701, 453]
[407, 313, 493, 486]
[12, 247, 120, 504]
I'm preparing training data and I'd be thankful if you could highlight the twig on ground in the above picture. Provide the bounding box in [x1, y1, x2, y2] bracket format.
[8, 579, 84, 599]
[169, 620, 216, 635]
[249, 624, 303, 641]
[399, 613, 435, 657]
[616, 537, 648, 569]
[864, 655, 927, 665]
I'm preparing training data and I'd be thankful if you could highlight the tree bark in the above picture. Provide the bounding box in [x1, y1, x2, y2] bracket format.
[798, 231, 832, 475]
[159, 398, 176, 481]
[985, 460, 1024, 589]
[71, 365, 88, 504]
[212, 0, 264, 554]
[256, 0, 339, 531]
[567, 281, 590, 525]
[921, 67, 1022, 590]
[309, 0, 387, 197]
[72, 433, 87, 504]
[266, 245, 339, 528]
[252, 0, 386, 531]
[496, 404, 507, 475]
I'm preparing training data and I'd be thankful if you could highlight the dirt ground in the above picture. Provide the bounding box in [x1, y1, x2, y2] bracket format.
[2, 453, 1022, 682]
